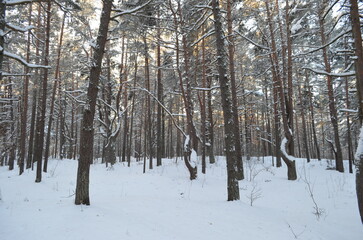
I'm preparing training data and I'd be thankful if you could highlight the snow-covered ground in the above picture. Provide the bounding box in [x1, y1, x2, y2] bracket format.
[0, 156, 362, 240]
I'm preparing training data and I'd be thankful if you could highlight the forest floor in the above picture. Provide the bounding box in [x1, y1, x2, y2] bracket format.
[0, 156, 362, 240]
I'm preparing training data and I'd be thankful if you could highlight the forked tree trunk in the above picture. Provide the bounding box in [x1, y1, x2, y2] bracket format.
[265, 0, 296, 179]
[75, 0, 113, 205]
[169, 0, 198, 180]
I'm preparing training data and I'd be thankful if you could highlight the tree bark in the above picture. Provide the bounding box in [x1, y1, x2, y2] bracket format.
[227, 0, 244, 180]
[212, 0, 240, 201]
[318, 1, 343, 172]
[75, 0, 113, 205]
[156, 9, 163, 167]
[350, 0, 363, 224]
[265, 0, 295, 178]
[44, 11, 66, 172]
[34, 0, 51, 183]
[19, 3, 32, 175]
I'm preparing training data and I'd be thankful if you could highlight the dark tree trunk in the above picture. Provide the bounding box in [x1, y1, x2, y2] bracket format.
[265, 0, 296, 179]
[306, 74, 321, 161]
[285, 0, 294, 155]
[75, 0, 113, 205]
[156, 10, 163, 167]
[19, 3, 32, 175]
[350, 0, 363, 224]
[227, 0, 244, 180]
[34, 0, 51, 183]
[169, 1, 199, 179]
[206, 75, 215, 164]
[44, 11, 66, 172]
[143, 35, 153, 170]
[318, 2, 343, 172]
[212, 0, 240, 201]
[298, 84, 310, 162]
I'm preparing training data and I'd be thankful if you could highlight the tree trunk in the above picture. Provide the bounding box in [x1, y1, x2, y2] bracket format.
[44, 11, 66, 172]
[212, 0, 240, 201]
[227, 0, 244, 180]
[75, 0, 113, 205]
[19, 3, 32, 175]
[306, 74, 321, 161]
[34, 0, 51, 183]
[350, 0, 363, 224]
[156, 10, 163, 167]
[265, 0, 296, 179]
[143, 34, 153, 170]
[298, 84, 310, 162]
[318, 2, 343, 172]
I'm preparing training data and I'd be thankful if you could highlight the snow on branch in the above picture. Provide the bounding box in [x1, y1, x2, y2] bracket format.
[133, 86, 187, 138]
[234, 30, 269, 50]
[112, 0, 154, 19]
[339, 108, 358, 113]
[191, 86, 220, 91]
[303, 67, 356, 77]
[5, 0, 42, 6]
[6, 23, 34, 32]
[295, 29, 352, 57]
[1, 47, 51, 69]
[191, 29, 215, 47]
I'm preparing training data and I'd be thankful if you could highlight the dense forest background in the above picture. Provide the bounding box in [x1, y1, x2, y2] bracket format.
[1, 0, 363, 223]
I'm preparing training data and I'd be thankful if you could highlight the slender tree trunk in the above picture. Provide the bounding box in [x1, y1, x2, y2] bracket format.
[200, 30, 207, 174]
[156, 10, 163, 167]
[298, 84, 310, 162]
[318, 2, 343, 172]
[212, 0, 240, 201]
[143, 35, 153, 170]
[265, 0, 296, 179]
[34, 0, 51, 183]
[7, 77, 15, 171]
[19, 3, 32, 175]
[75, 0, 113, 205]
[227, 0, 244, 180]
[306, 74, 321, 161]
[206, 75, 215, 164]
[285, 0, 294, 155]
[169, 1, 198, 179]
[350, 0, 363, 224]
[44, 11, 66, 172]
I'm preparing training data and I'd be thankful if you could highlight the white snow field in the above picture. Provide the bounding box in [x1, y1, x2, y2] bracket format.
[1, 157, 362, 240]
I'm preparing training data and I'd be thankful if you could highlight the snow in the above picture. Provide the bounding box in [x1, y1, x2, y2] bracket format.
[291, 20, 302, 35]
[339, 108, 358, 113]
[6, 23, 34, 32]
[0, 157, 362, 240]
[0, 46, 50, 69]
[355, 126, 363, 166]
[184, 135, 190, 152]
[5, 0, 34, 5]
